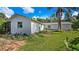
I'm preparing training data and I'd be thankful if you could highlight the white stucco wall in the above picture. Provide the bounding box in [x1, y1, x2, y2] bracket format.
[31, 22, 45, 34]
[31, 22, 40, 34]
[43, 22, 72, 30]
[50, 24, 58, 30]
[10, 17, 31, 35]
[9, 14, 45, 35]
[39, 24, 45, 31]
[61, 24, 72, 30]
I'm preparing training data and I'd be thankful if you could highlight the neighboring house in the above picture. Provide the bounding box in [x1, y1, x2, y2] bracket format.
[8, 14, 44, 35]
[43, 22, 72, 30]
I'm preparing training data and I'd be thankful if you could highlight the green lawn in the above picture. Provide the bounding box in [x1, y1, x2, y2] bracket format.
[19, 30, 79, 51]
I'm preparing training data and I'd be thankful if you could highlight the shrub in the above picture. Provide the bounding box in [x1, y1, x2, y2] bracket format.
[72, 20, 79, 30]
[68, 37, 79, 50]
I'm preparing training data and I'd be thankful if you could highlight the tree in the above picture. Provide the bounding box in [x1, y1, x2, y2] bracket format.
[76, 14, 79, 19]
[50, 13, 57, 22]
[56, 7, 63, 30]
[72, 20, 79, 30]
[65, 9, 72, 21]
[48, 7, 63, 30]
[0, 13, 7, 34]
[47, 7, 79, 30]
[0, 17, 6, 34]
[65, 7, 79, 21]
[0, 13, 6, 19]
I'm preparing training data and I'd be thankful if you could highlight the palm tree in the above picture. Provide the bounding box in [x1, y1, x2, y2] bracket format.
[48, 7, 63, 30]
[47, 7, 79, 30]
[65, 7, 79, 22]
[56, 7, 63, 30]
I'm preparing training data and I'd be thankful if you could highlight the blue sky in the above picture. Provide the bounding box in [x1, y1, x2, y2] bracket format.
[0, 7, 78, 19]
[8, 7, 57, 18]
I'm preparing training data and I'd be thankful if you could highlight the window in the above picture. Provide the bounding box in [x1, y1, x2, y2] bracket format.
[17, 22, 23, 28]
[48, 25, 51, 28]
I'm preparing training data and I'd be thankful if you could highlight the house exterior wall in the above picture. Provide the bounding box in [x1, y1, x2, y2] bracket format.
[43, 22, 72, 30]
[39, 24, 45, 31]
[50, 24, 72, 30]
[10, 17, 31, 35]
[31, 22, 40, 34]
[50, 24, 58, 30]
[61, 24, 72, 30]
[31, 22, 44, 34]
[43, 23, 58, 30]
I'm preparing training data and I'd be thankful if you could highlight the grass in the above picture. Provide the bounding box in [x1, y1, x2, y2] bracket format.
[18, 30, 79, 51]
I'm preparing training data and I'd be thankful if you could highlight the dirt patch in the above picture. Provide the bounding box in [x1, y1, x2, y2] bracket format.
[0, 38, 26, 51]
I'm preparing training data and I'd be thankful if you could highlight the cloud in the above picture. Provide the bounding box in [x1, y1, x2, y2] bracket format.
[72, 11, 78, 16]
[32, 16, 48, 19]
[40, 16, 48, 19]
[22, 7, 34, 14]
[0, 7, 14, 18]
[32, 16, 39, 18]
[39, 11, 41, 13]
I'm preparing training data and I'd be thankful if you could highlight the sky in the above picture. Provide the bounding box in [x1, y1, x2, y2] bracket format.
[0, 7, 78, 19]
[0, 7, 57, 18]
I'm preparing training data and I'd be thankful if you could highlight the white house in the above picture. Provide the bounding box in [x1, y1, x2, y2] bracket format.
[8, 14, 44, 35]
[43, 22, 72, 30]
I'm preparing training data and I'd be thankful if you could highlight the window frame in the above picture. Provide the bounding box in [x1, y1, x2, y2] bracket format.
[17, 22, 23, 28]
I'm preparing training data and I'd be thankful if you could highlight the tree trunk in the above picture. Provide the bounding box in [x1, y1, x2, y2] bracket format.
[58, 18, 61, 31]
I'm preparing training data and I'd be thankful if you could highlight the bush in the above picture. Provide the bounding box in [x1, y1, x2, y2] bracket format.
[72, 20, 79, 30]
[68, 37, 79, 50]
